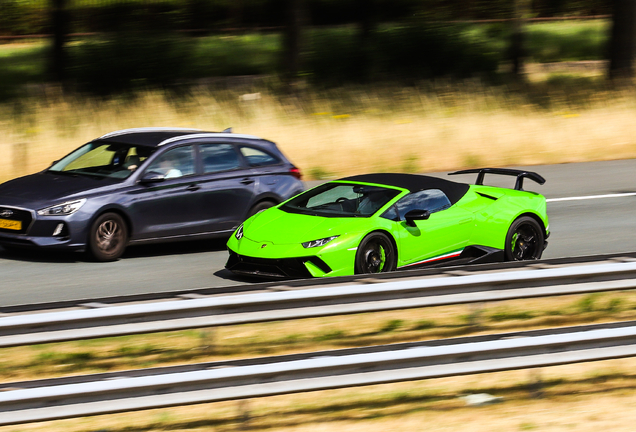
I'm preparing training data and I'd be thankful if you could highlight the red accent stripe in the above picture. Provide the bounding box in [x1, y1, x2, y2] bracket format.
[399, 250, 464, 268]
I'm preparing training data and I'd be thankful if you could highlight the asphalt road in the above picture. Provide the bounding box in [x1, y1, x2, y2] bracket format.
[2, 159, 636, 307]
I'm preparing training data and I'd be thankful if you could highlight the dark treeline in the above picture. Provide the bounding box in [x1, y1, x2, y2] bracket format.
[0, 0, 612, 36]
[0, 0, 630, 96]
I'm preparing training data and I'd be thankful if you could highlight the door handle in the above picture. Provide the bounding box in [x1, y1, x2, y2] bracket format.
[186, 184, 200, 191]
[240, 178, 255, 185]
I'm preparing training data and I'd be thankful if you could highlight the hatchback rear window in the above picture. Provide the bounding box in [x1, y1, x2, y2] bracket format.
[240, 147, 280, 167]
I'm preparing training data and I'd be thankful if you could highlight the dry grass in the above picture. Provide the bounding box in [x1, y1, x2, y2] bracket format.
[3, 77, 636, 183]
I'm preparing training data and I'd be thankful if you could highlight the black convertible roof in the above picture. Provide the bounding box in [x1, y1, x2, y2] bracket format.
[341, 173, 470, 205]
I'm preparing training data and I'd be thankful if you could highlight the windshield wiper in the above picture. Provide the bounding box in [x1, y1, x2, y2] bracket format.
[48, 169, 103, 179]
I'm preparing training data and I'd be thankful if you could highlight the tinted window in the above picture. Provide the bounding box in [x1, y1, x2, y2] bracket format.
[281, 183, 401, 217]
[394, 189, 451, 220]
[48, 142, 155, 179]
[380, 205, 399, 221]
[201, 144, 242, 173]
[146, 146, 195, 179]
[240, 146, 280, 167]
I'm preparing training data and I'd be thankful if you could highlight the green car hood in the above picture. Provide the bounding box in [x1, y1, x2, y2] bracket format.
[243, 208, 367, 244]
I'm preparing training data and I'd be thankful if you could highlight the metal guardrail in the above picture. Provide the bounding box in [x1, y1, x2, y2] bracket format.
[5, 252, 636, 314]
[2, 319, 636, 426]
[2, 259, 636, 347]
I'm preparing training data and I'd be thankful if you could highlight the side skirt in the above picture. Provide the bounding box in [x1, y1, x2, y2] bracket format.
[397, 245, 504, 270]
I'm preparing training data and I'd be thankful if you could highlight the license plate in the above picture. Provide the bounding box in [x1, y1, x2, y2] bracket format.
[0, 218, 21, 230]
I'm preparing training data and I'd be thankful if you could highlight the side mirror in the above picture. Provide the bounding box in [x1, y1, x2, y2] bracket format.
[404, 209, 430, 227]
[139, 171, 165, 184]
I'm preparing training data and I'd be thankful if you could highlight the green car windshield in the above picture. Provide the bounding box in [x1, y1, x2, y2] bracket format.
[281, 183, 401, 217]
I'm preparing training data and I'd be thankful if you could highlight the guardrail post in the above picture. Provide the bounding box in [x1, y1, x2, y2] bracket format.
[468, 303, 484, 330]
[528, 369, 543, 399]
[237, 400, 251, 430]
[199, 328, 216, 353]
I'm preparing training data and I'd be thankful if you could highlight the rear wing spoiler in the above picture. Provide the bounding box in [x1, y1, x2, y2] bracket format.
[448, 168, 546, 191]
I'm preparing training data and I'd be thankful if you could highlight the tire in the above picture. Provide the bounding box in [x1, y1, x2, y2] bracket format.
[88, 212, 128, 262]
[247, 200, 276, 218]
[354, 232, 397, 274]
[504, 216, 545, 261]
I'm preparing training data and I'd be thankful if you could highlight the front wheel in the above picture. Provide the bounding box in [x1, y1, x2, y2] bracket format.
[88, 212, 128, 261]
[354, 232, 396, 274]
[504, 216, 544, 261]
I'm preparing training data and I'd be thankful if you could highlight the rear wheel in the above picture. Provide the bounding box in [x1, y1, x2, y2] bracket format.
[88, 212, 128, 261]
[247, 200, 276, 218]
[354, 232, 396, 274]
[504, 216, 544, 261]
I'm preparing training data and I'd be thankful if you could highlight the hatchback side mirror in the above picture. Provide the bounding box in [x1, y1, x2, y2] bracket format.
[139, 171, 165, 184]
[404, 209, 430, 227]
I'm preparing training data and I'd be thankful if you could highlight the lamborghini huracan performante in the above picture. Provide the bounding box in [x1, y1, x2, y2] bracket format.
[226, 168, 549, 278]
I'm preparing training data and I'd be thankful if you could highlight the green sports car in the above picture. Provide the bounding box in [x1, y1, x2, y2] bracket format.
[226, 168, 549, 278]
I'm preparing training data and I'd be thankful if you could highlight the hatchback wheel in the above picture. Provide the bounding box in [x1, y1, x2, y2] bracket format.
[88, 212, 128, 261]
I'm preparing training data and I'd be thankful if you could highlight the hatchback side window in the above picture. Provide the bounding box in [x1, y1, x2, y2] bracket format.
[240, 146, 280, 167]
[394, 189, 451, 220]
[146, 146, 195, 179]
[201, 144, 242, 173]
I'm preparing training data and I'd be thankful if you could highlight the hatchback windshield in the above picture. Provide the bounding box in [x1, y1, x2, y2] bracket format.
[281, 182, 401, 217]
[48, 142, 155, 179]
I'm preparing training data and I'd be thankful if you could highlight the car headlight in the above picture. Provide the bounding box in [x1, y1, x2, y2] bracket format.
[235, 224, 244, 240]
[37, 199, 86, 216]
[302, 235, 339, 248]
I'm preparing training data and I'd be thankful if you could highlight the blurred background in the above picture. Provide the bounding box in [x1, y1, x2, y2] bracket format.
[0, 0, 634, 183]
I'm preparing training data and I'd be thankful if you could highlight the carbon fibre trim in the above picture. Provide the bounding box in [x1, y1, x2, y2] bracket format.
[226, 250, 332, 278]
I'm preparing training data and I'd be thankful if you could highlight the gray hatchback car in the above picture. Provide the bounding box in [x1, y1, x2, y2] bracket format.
[0, 128, 304, 261]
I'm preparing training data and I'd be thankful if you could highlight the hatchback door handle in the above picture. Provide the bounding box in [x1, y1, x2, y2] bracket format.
[240, 178, 254, 185]
[186, 184, 200, 191]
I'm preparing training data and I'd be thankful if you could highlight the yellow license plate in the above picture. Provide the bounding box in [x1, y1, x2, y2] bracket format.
[0, 219, 21, 230]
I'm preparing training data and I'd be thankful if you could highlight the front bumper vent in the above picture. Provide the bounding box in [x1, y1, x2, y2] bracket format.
[226, 251, 331, 279]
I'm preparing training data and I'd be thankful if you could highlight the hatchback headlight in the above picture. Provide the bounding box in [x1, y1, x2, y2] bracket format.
[234, 224, 244, 240]
[37, 199, 86, 216]
[302, 235, 339, 248]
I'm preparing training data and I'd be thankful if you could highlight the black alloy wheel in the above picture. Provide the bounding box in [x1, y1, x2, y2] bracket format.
[354, 232, 397, 274]
[88, 212, 128, 261]
[504, 216, 544, 261]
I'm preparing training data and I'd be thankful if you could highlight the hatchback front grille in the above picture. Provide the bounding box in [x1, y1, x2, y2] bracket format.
[0, 207, 33, 235]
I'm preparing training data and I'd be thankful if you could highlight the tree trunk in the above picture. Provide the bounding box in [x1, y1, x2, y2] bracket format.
[608, 0, 636, 79]
[510, 0, 529, 77]
[357, 0, 376, 81]
[50, 0, 69, 82]
[282, 0, 305, 88]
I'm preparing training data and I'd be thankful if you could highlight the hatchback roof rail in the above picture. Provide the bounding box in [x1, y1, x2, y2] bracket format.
[157, 132, 263, 147]
[98, 127, 202, 140]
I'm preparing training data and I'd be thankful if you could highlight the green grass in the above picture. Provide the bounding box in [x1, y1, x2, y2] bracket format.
[0, 40, 48, 95]
[526, 20, 610, 62]
[184, 33, 281, 78]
